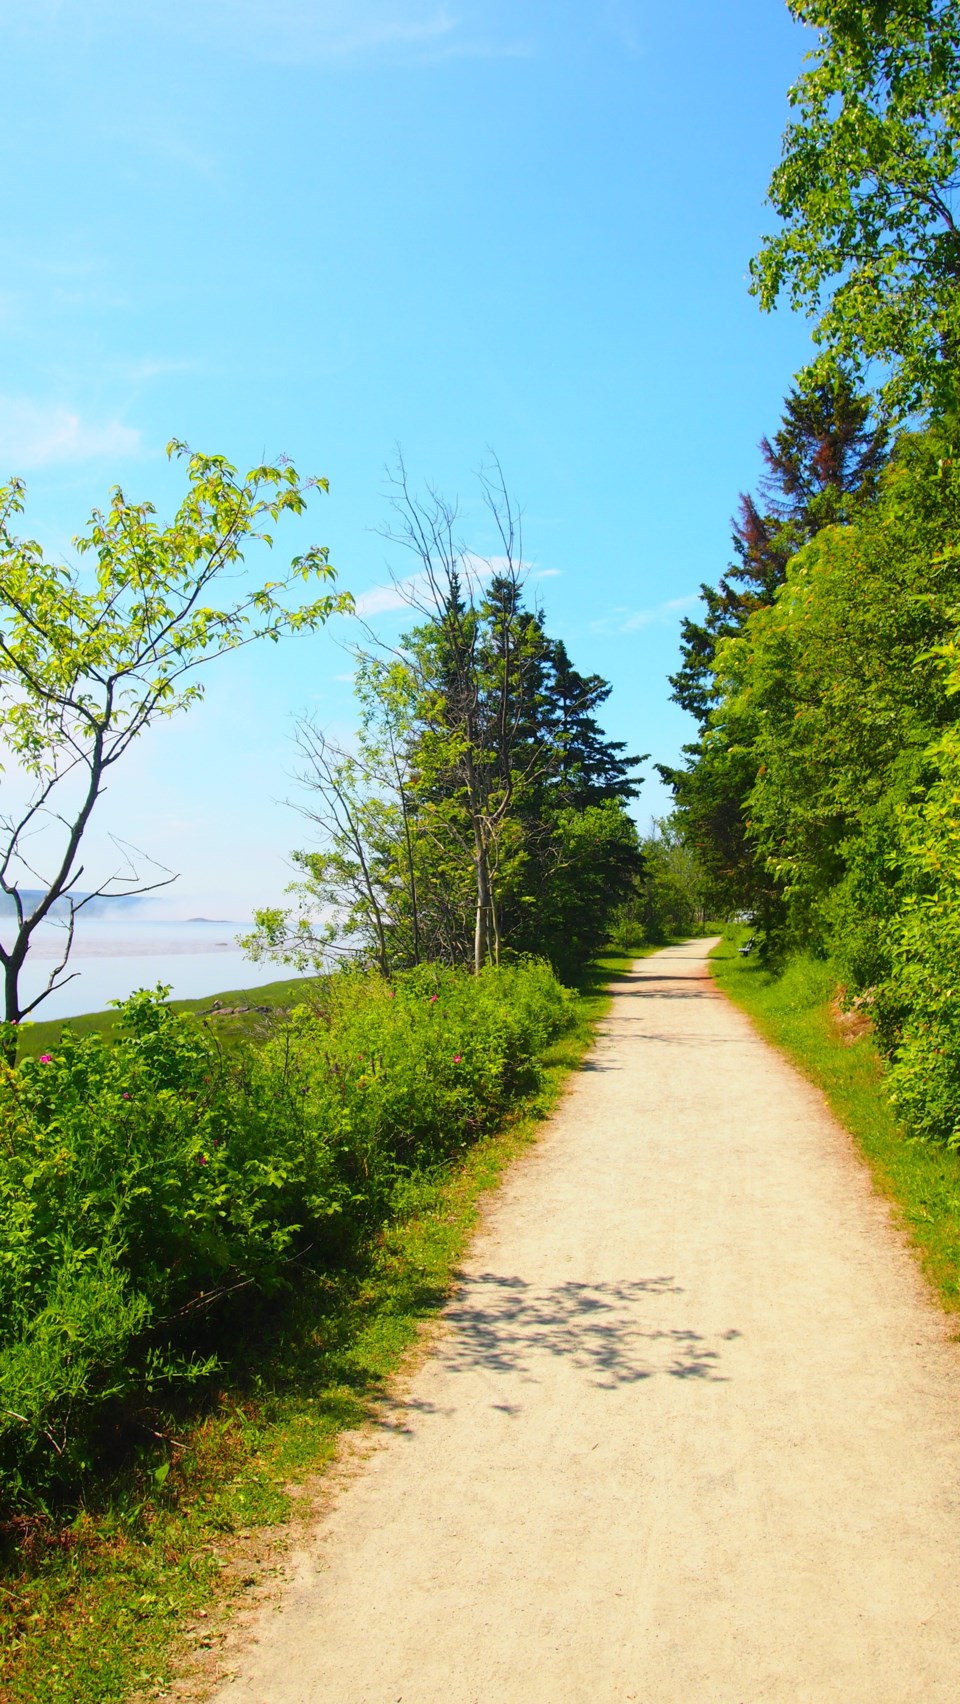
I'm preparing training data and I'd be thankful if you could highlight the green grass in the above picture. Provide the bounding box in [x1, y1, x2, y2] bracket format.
[13, 973, 316, 1060]
[711, 931, 960, 1315]
[0, 953, 637, 1704]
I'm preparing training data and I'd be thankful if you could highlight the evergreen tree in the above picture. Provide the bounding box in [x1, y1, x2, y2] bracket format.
[250, 573, 644, 977]
[671, 372, 886, 727]
[663, 372, 886, 922]
[546, 641, 644, 806]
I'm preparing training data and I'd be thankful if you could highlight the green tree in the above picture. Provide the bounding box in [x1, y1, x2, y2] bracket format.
[671, 371, 885, 728]
[710, 422, 960, 969]
[640, 816, 708, 941]
[249, 464, 643, 979]
[752, 0, 960, 415]
[883, 667, 960, 1143]
[386, 563, 641, 974]
[544, 641, 643, 806]
[0, 442, 348, 1037]
[664, 374, 884, 923]
[532, 801, 643, 974]
[243, 665, 427, 977]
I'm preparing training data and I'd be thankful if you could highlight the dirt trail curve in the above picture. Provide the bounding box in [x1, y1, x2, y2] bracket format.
[212, 941, 960, 1702]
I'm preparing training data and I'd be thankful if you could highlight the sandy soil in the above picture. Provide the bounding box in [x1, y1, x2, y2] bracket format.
[210, 941, 960, 1702]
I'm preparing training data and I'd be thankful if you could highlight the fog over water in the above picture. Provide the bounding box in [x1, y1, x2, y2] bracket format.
[3, 910, 309, 1022]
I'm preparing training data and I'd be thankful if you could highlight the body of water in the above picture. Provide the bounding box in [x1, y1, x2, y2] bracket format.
[5, 918, 308, 1022]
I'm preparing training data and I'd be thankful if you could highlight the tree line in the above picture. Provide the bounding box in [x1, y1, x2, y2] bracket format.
[245, 465, 644, 983]
[0, 442, 647, 1048]
[667, 0, 960, 1143]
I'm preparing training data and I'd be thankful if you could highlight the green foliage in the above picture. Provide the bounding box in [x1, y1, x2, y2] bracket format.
[881, 698, 960, 1144]
[0, 445, 349, 1029]
[666, 374, 886, 925]
[607, 815, 708, 949]
[526, 801, 644, 973]
[678, 415, 960, 1151]
[0, 959, 620, 1704]
[0, 447, 338, 766]
[377, 569, 643, 974]
[674, 0, 960, 1152]
[752, 0, 960, 415]
[638, 815, 708, 942]
[0, 963, 573, 1506]
[670, 371, 886, 729]
[247, 470, 643, 980]
[717, 424, 960, 966]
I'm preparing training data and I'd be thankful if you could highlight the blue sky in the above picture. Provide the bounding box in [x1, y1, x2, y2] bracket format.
[0, 0, 815, 917]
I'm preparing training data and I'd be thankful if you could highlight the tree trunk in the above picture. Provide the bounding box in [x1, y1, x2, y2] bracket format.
[398, 783, 421, 965]
[474, 843, 491, 975]
[2, 952, 23, 1063]
[491, 894, 501, 967]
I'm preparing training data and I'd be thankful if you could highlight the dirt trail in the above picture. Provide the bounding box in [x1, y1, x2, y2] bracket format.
[211, 942, 960, 1702]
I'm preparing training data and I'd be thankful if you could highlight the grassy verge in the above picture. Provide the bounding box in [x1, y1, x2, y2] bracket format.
[0, 953, 636, 1704]
[710, 932, 960, 1315]
[13, 974, 315, 1061]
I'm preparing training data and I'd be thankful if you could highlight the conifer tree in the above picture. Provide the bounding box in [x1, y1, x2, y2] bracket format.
[663, 373, 886, 919]
[671, 372, 886, 727]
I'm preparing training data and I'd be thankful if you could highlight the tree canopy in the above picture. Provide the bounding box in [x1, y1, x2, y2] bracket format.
[663, 373, 886, 923]
[752, 0, 960, 415]
[661, 2, 960, 1151]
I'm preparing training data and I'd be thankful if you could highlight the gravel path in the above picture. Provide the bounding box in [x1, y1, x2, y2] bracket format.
[212, 941, 960, 1702]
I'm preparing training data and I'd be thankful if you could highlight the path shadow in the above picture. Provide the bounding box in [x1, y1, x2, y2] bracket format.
[620, 979, 714, 1000]
[621, 1031, 749, 1047]
[437, 1273, 737, 1391]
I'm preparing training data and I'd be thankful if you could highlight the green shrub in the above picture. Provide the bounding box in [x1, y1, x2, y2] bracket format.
[0, 961, 573, 1505]
[878, 720, 960, 1146]
[607, 919, 648, 953]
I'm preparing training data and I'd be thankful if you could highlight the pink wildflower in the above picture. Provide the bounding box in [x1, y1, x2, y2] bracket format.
[429, 995, 438, 1003]
[38, 1053, 52, 1064]
[453, 1054, 462, 1063]
[198, 1155, 208, 1166]
[122, 1092, 130, 1101]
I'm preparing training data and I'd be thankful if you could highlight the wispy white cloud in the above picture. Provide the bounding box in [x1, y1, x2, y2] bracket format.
[0, 1, 529, 64]
[0, 247, 129, 317]
[302, 5, 458, 55]
[352, 553, 523, 619]
[424, 33, 534, 61]
[193, 1, 460, 58]
[0, 399, 141, 472]
[352, 576, 423, 618]
[201, 2, 533, 65]
[592, 591, 700, 636]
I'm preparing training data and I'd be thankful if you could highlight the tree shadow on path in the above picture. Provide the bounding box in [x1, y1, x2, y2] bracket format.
[436, 1273, 739, 1392]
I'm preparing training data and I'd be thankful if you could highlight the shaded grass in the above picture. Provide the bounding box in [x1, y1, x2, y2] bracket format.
[0, 953, 635, 1704]
[711, 932, 960, 1315]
